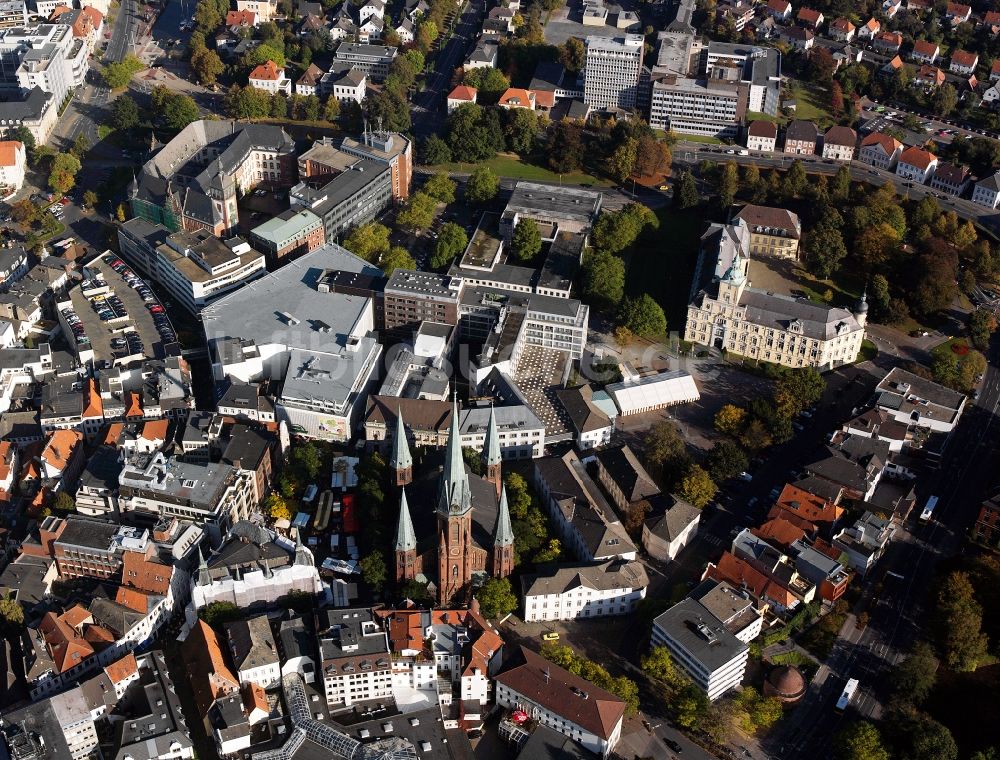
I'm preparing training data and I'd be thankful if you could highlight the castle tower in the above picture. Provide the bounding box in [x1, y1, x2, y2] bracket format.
[717, 246, 749, 305]
[390, 406, 413, 487]
[437, 393, 475, 605]
[482, 404, 502, 498]
[491, 485, 515, 578]
[394, 488, 417, 583]
[853, 289, 869, 329]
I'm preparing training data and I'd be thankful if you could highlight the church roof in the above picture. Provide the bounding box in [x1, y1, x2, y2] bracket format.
[483, 405, 502, 468]
[395, 489, 417, 552]
[438, 394, 472, 516]
[494, 485, 514, 546]
[390, 406, 412, 471]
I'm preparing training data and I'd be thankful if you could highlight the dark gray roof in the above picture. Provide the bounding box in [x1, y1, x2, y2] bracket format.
[785, 119, 818, 142]
[652, 597, 748, 672]
[516, 725, 598, 760]
[226, 614, 278, 672]
[0, 86, 51, 121]
[644, 497, 701, 542]
[594, 445, 660, 503]
[80, 446, 124, 492]
[521, 559, 648, 597]
[56, 516, 120, 551]
[112, 651, 192, 760]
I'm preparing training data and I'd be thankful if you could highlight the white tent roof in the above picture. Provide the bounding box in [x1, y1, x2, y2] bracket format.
[608, 370, 700, 415]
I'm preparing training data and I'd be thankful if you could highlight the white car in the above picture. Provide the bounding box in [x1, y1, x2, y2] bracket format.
[737, 471, 753, 482]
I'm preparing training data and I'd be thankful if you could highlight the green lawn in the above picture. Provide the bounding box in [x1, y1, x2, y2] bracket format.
[673, 133, 727, 145]
[746, 111, 778, 124]
[784, 81, 835, 127]
[441, 153, 612, 186]
[794, 266, 864, 305]
[625, 206, 704, 332]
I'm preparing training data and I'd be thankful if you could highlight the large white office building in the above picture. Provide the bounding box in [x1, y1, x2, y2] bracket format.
[583, 34, 643, 110]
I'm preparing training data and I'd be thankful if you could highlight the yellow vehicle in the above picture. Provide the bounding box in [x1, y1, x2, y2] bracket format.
[658, 184, 670, 191]
[542, 632, 560, 641]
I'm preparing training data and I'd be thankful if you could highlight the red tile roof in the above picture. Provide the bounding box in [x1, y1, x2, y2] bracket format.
[899, 145, 937, 169]
[797, 7, 822, 24]
[751, 517, 809, 549]
[226, 9, 256, 25]
[122, 549, 172, 595]
[250, 60, 283, 81]
[105, 652, 138, 684]
[950, 49, 978, 67]
[39, 611, 95, 673]
[861, 131, 902, 155]
[912, 39, 939, 57]
[186, 620, 240, 713]
[748, 120, 778, 138]
[770, 483, 843, 529]
[447, 85, 477, 102]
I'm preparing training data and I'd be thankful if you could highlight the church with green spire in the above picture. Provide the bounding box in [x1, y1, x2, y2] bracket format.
[391, 396, 514, 606]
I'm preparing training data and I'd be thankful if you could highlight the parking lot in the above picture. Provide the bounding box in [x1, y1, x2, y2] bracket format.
[66, 255, 176, 362]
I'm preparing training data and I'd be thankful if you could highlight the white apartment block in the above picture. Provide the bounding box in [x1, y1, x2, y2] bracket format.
[972, 172, 1000, 209]
[0, 23, 82, 102]
[521, 560, 648, 622]
[318, 608, 393, 707]
[895, 147, 937, 183]
[649, 77, 747, 138]
[858, 132, 902, 170]
[236, 0, 276, 22]
[583, 34, 643, 110]
[0, 138, 25, 199]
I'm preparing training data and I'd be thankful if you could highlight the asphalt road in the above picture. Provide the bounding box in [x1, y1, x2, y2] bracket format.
[106, 0, 139, 63]
[411, 0, 485, 140]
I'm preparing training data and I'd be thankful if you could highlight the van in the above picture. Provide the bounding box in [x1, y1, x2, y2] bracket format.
[303, 484, 318, 503]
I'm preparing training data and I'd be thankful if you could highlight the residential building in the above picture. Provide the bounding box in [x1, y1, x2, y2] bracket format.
[945, 1, 970, 24]
[950, 49, 978, 75]
[556, 384, 613, 449]
[858, 17, 880, 38]
[236, 0, 276, 22]
[129, 120, 297, 237]
[777, 25, 814, 49]
[294, 62, 323, 95]
[858, 131, 903, 170]
[822, 125, 856, 160]
[583, 34, 643, 110]
[521, 560, 648, 622]
[495, 646, 625, 757]
[642, 496, 701, 561]
[829, 17, 855, 40]
[770, 482, 844, 535]
[649, 75, 748, 138]
[874, 367, 966, 433]
[911, 39, 939, 64]
[317, 607, 393, 707]
[896, 147, 939, 182]
[447, 84, 477, 112]
[832, 511, 893, 574]
[685, 226, 867, 369]
[248, 59, 291, 94]
[465, 39, 498, 69]
[913, 64, 945, 88]
[0, 243, 27, 289]
[783, 119, 817, 154]
[650, 595, 751, 700]
[322, 63, 366, 104]
[746, 120, 777, 151]
[689, 579, 764, 642]
[796, 7, 823, 27]
[974, 489, 1000, 547]
[0, 139, 25, 198]
[497, 87, 536, 110]
[929, 161, 970, 195]
[872, 30, 902, 53]
[226, 614, 280, 689]
[533, 450, 637, 562]
[766, 0, 791, 19]
[972, 171, 1000, 208]
[788, 538, 851, 601]
[248, 208, 325, 263]
[732, 204, 801, 258]
[0, 86, 56, 145]
[117, 220, 267, 313]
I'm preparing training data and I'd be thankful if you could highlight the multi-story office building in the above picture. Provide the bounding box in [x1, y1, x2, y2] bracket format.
[317, 607, 393, 707]
[383, 269, 463, 333]
[583, 34, 643, 110]
[248, 207, 325, 263]
[117, 220, 267, 313]
[649, 75, 748, 137]
[333, 42, 397, 80]
[704, 42, 781, 116]
[288, 158, 393, 242]
[338, 130, 413, 200]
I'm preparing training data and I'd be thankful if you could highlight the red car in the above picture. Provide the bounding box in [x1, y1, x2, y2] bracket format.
[149, 305, 164, 314]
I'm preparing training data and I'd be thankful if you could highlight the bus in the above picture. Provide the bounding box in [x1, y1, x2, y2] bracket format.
[835, 678, 859, 713]
[920, 495, 939, 522]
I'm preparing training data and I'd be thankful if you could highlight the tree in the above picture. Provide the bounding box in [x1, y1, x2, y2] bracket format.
[360, 552, 387, 593]
[869, 274, 892, 322]
[111, 95, 140, 130]
[82, 190, 98, 209]
[397, 192, 436, 231]
[504, 472, 533, 520]
[890, 641, 938, 707]
[399, 579, 432, 602]
[163, 93, 200, 130]
[675, 169, 700, 209]
[784, 160, 808, 200]
[635, 135, 671, 178]
[933, 83, 958, 117]
[476, 576, 518, 618]
[512, 218, 542, 261]
[423, 173, 456, 203]
[9, 126, 34, 158]
[592, 203, 655, 255]
[773, 367, 825, 419]
[343, 222, 391, 262]
[323, 94, 340, 122]
[265, 492, 291, 521]
[242, 43, 286, 69]
[548, 121, 584, 173]
[0, 593, 23, 629]
[935, 571, 989, 671]
[581, 249, 625, 309]
[607, 138, 638, 184]
[416, 18, 438, 53]
[714, 404, 746, 436]
[804, 217, 848, 278]
[292, 442, 323, 479]
[886, 709, 958, 760]
[432, 222, 468, 269]
[10, 199, 36, 225]
[200, 601, 242, 627]
[102, 54, 144, 88]
[533, 538, 561, 563]
[53, 491, 75, 512]
[707, 440, 749, 483]
[48, 153, 81, 194]
[618, 294, 666, 337]
[641, 646, 683, 685]
[559, 37, 586, 73]
[834, 721, 891, 760]
[969, 308, 997, 350]
[191, 47, 224, 85]
[463, 66, 510, 97]
[422, 134, 451, 164]
[717, 160, 739, 209]
[832, 165, 851, 200]
[678, 464, 717, 508]
[465, 166, 499, 204]
[504, 107, 537, 155]
[381, 246, 416, 275]
[830, 80, 844, 115]
[226, 85, 272, 120]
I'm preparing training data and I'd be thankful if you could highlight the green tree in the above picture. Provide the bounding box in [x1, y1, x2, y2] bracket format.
[422, 134, 452, 164]
[111, 95, 140, 130]
[70, 133, 89, 158]
[890, 641, 938, 707]
[706, 440, 749, 483]
[242, 43, 286, 69]
[381, 246, 416, 275]
[804, 216, 848, 278]
[504, 472, 533, 520]
[323, 94, 340, 122]
[678, 464, 717, 508]
[360, 552, 388, 593]
[343, 222, 391, 262]
[396, 192, 437, 231]
[270, 93, 287, 119]
[463, 66, 510, 97]
[869, 274, 892, 322]
[717, 160, 739, 209]
[423, 172, 456, 203]
[592, 203, 656, 255]
[618, 294, 666, 336]
[432, 222, 468, 268]
[163, 93, 200, 130]
[607, 138, 638, 184]
[969, 308, 997, 350]
[834, 721, 891, 760]
[476, 576, 518, 618]
[504, 107, 537, 155]
[399, 579, 432, 602]
[416, 18, 438, 52]
[675, 169, 700, 209]
[533, 538, 562, 563]
[225, 85, 272, 119]
[53, 491, 75, 512]
[0, 593, 23, 629]
[887, 709, 958, 760]
[465, 166, 500, 204]
[773, 367, 825, 419]
[200, 601, 242, 627]
[48, 153, 81, 194]
[832, 164, 851, 200]
[102, 54, 144, 88]
[292, 442, 323, 479]
[933, 83, 958, 117]
[714, 404, 746, 436]
[191, 47, 224, 85]
[581, 249, 625, 309]
[559, 37, 586, 73]
[82, 190, 98, 208]
[512, 218, 541, 261]
[935, 571, 989, 671]
[9, 126, 34, 157]
[548, 121, 584, 173]
[641, 646, 682, 684]
[265, 492, 291, 521]
[784, 159, 808, 200]
[635, 135, 671, 179]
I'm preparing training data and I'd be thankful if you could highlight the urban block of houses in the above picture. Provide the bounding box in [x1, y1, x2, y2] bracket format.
[858, 131, 903, 170]
[822, 125, 856, 161]
[746, 120, 777, 152]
